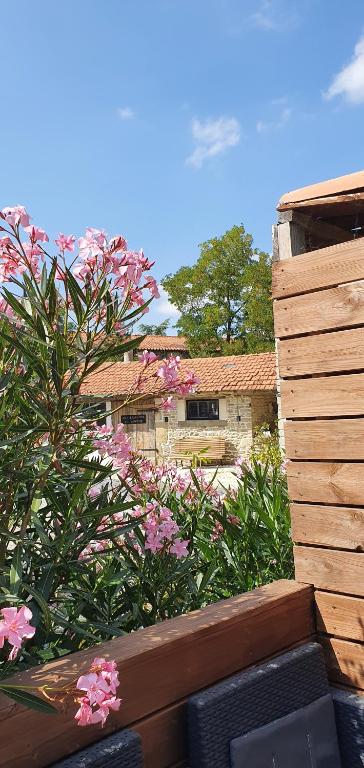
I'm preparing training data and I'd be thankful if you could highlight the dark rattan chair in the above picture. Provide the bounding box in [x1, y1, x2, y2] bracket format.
[187, 642, 332, 768]
[50, 728, 143, 768]
[333, 688, 364, 768]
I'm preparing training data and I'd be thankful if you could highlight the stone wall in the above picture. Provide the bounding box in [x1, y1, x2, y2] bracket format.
[108, 390, 277, 464]
[156, 391, 276, 464]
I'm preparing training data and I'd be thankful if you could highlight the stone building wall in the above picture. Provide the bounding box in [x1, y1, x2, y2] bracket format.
[156, 390, 276, 464]
[108, 390, 277, 464]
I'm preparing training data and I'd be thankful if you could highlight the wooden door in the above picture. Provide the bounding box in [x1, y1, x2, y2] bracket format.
[120, 406, 156, 461]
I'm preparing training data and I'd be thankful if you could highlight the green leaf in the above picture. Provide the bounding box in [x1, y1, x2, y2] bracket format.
[0, 685, 58, 714]
[55, 333, 69, 379]
[9, 546, 22, 595]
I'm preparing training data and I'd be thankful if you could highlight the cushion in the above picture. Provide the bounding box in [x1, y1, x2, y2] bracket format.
[230, 693, 341, 767]
[187, 642, 330, 768]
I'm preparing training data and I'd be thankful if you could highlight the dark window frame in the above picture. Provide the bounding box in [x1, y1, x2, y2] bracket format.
[186, 399, 219, 421]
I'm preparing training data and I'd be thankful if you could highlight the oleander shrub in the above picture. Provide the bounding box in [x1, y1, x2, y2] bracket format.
[0, 204, 291, 715]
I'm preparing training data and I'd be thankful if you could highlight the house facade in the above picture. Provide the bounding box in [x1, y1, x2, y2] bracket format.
[81, 353, 277, 464]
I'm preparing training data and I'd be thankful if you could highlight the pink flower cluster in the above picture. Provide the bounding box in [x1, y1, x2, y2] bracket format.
[133, 501, 189, 558]
[72, 226, 158, 307]
[92, 423, 131, 477]
[0, 605, 35, 661]
[75, 657, 121, 727]
[0, 205, 159, 323]
[135, 352, 200, 407]
[156, 356, 200, 396]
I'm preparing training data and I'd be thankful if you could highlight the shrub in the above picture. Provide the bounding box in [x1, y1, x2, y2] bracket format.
[0, 205, 292, 718]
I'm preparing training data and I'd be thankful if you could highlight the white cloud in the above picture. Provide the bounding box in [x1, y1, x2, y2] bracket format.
[186, 116, 241, 169]
[250, 1, 300, 32]
[256, 106, 292, 133]
[155, 286, 180, 319]
[117, 106, 135, 120]
[324, 36, 364, 104]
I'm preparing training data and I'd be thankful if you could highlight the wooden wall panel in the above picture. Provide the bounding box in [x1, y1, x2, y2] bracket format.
[316, 591, 364, 642]
[274, 280, 364, 338]
[287, 461, 364, 505]
[279, 327, 364, 377]
[320, 636, 364, 690]
[272, 237, 364, 299]
[274, 204, 364, 695]
[281, 373, 364, 418]
[294, 546, 364, 597]
[285, 418, 364, 460]
[290, 503, 364, 550]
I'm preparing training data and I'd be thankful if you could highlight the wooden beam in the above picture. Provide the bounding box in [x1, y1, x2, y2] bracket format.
[278, 209, 352, 245]
[285, 418, 364, 461]
[272, 237, 364, 299]
[320, 636, 364, 690]
[0, 581, 314, 768]
[287, 461, 364, 506]
[294, 546, 364, 596]
[291, 504, 364, 550]
[274, 280, 364, 338]
[279, 327, 364, 377]
[316, 591, 364, 642]
[277, 190, 364, 213]
[280, 373, 364, 418]
[276, 220, 307, 260]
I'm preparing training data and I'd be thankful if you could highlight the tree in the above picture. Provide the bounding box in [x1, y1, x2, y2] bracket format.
[138, 318, 171, 335]
[161, 225, 274, 357]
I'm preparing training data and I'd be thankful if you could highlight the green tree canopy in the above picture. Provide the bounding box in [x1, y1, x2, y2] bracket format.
[138, 318, 171, 335]
[161, 224, 274, 357]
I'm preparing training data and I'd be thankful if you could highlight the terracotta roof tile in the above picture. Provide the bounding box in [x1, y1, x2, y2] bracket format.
[135, 335, 187, 351]
[81, 352, 277, 397]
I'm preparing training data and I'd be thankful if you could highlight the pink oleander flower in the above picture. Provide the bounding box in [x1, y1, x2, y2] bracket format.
[144, 276, 160, 298]
[170, 538, 190, 558]
[139, 350, 157, 366]
[1, 205, 30, 228]
[0, 605, 36, 659]
[0, 298, 15, 320]
[75, 657, 121, 727]
[160, 396, 176, 411]
[55, 233, 76, 252]
[76, 672, 110, 705]
[24, 225, 49, 243]
[211, 521, 224, 542]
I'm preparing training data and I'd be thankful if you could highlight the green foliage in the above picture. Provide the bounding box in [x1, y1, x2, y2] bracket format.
[161, 225, 274, 357]
[250, 423, 283, 469]
[138, 318, 171, 335]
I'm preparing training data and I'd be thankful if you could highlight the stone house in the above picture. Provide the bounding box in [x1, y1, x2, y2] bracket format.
[81, 352, 277, 464]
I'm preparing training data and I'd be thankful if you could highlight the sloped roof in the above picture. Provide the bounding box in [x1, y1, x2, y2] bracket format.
[81, 352, 277, 397]
[135, 335, 187, 351]
[279, 169, 364, 207]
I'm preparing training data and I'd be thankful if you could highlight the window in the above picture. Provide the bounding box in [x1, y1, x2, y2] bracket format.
[85, 401, 107, 426]
[186, 399, 219, 420]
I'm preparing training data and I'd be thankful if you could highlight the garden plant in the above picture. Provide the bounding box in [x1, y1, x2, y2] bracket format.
[0, 205, 292, 725]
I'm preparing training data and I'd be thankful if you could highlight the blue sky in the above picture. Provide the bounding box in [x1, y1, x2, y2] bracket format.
[1, 0, 364, 328]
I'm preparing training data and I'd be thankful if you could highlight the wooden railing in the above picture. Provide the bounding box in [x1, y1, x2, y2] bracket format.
[0, 580, 314, 768]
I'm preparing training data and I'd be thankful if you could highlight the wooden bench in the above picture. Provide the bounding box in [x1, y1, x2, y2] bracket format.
[169, 437, 226, 466]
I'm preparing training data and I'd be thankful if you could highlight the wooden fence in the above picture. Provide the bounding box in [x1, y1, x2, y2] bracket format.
[273, 209, 364, 693]
[0, 580, 313, 768]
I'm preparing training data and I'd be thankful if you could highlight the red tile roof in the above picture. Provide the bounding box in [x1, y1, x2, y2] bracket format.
[134, 335, 187, 351]
[81, 352, 277, 397]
